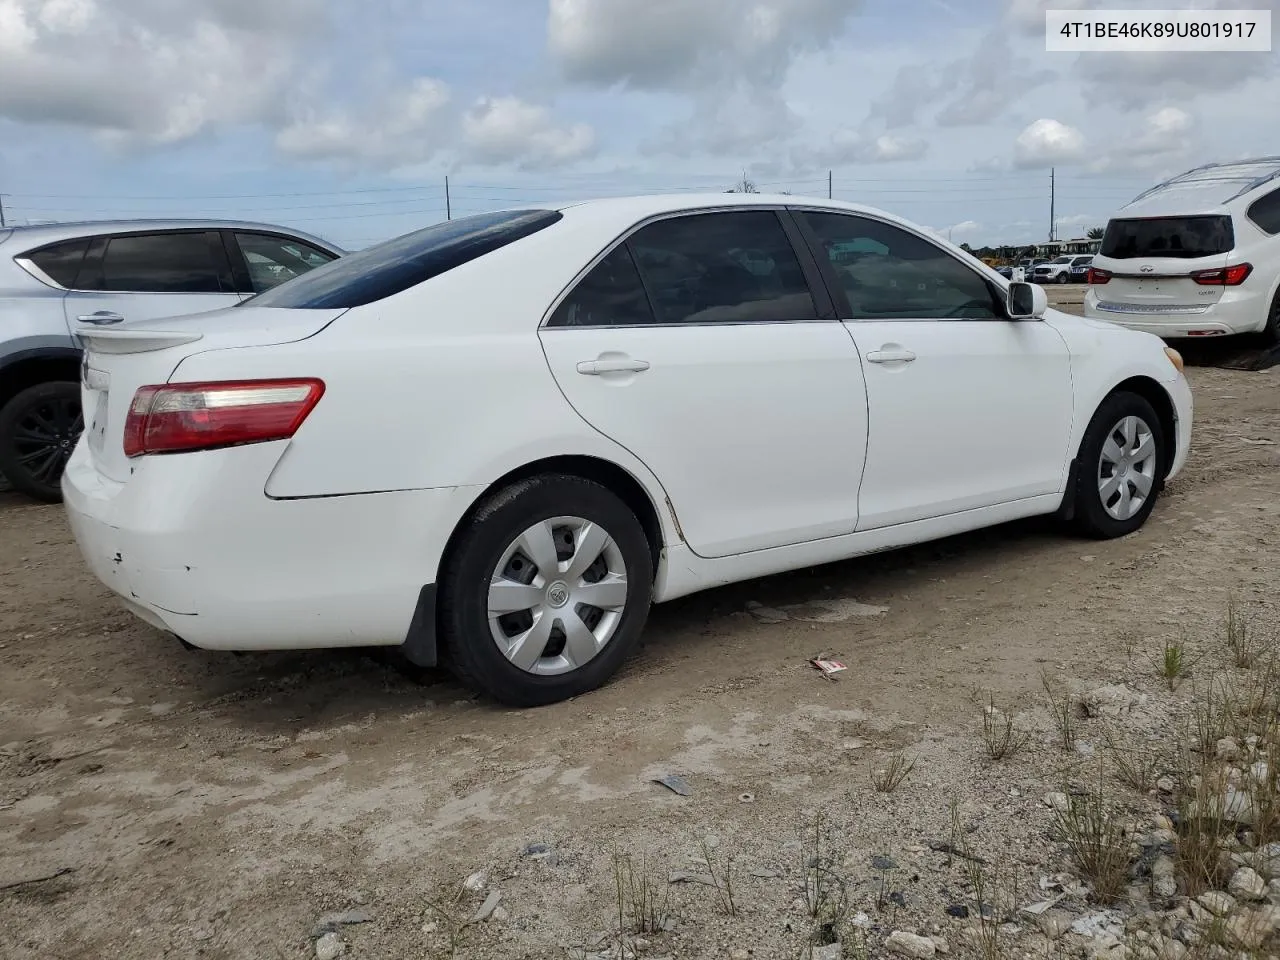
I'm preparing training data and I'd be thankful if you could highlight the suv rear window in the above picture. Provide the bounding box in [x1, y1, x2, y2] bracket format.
[24, 238, 91, 287]
[1100, 215, 1234, 259]
[1247, 189, 1280, 235]
[248, 209, 563, 309]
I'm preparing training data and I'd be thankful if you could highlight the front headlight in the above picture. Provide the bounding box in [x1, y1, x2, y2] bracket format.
[1164, 346, 1184, 373]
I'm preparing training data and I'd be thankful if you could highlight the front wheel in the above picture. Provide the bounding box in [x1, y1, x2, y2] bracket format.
[1071, 391, 1166, 539]
[1263, 289, 1280, 346]
[0, 381, 83, 503]
[438, 474, 653, 706]
[1059, 272, 1071, 284]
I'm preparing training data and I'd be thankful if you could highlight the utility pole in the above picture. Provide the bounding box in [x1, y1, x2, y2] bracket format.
[1049, 167, 1056, 242]
[828, 170, 833, 200]
[445, 176, 451, 221]
[0, 194, 6, 229]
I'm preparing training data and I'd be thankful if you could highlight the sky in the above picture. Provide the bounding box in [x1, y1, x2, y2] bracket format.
[0, 0, 1277, 249]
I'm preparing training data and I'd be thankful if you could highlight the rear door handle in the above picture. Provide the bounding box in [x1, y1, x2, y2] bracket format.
[576, 358, 651, 375]
[77, 311, 125, 325]
[866, 348, 916, 364]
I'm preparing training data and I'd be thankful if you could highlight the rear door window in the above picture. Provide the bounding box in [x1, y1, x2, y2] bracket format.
[24, 238, 90, 287]
[77, 231, 231, 293]
[626, 211, 818, 325]
[548, 245, 654, 327]
[232, 232, 338, 293]
[1100, 216, 1234, 259]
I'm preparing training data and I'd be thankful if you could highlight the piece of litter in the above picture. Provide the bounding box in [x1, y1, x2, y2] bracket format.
[469, 890, 503, 924]
[809, 658, 847, 678]
[1236, 437, 1276, 445]
[1020, 895, 1064, 916]
[668, 871, 718, 886]
[652, 774, 692, 796]
[738, 792, 755, 803]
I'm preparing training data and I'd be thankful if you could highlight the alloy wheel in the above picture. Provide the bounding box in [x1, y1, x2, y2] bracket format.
[11, 395, 83, 489]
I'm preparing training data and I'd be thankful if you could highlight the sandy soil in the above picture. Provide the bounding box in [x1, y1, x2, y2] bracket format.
[3, 299, 1279, 959]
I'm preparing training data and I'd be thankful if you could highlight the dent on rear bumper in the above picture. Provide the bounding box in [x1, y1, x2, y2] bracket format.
[62, 441, 483, 652]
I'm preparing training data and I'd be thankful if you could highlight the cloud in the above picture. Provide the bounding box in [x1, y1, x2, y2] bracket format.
[934, 30, 1056, 126]
[1005, 0, 1090, 34]
[0, 0, 324, 142]
[803, 129, 928, 167]
[1014, 118, 1086, 168]
[462, 96, 597, 169]
[1085, 106, 1197, 174]
[548, 0, 864, 91]
[276, 78, 453, 169]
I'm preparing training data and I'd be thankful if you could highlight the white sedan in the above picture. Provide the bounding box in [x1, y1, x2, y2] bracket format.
[62, 195, 1193, 706]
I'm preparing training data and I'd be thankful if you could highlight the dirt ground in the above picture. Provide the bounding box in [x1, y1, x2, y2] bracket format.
[3, 296, 1279, 959]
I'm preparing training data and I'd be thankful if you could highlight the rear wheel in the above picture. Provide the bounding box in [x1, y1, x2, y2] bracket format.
[0, 382, 83, 503]
[438, 474, 653, 706]
[1071, 391, 1165, 539]
[1263, 288, 1280, 346]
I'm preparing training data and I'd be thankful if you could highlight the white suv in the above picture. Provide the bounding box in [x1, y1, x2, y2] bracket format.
[1033, 254, 1093, 284]
[1085, 158, 1280, 342]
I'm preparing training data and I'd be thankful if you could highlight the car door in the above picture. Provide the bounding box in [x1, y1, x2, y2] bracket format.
[538, 208, 870, 559]
[793, 209, 1075, 532]
[61, 230, 242, 331]
[225, 230, 340, 295]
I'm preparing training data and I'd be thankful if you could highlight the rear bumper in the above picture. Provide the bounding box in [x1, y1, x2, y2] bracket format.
[61, 440, 483, 653]
[1167, 373, 1193, 484]
[1084, 288, 1266, 338]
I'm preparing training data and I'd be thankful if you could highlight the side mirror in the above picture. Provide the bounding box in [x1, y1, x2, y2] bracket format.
[1006, 281, 1047, 320]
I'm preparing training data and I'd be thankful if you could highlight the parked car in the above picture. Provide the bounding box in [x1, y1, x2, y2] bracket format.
[995, 265, 1014, 279]
[1070, 256, 1094, 282]
[62, 195, 1192, 707]
[1034, 255, 1094, 284]
[0, 220, 343, 500]
[1086, 157, 1280, 341]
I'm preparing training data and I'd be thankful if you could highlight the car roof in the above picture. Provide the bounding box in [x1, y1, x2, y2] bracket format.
[551, 192, 923, 232]
[0, 218, 344, 255]
[1118, 157, 1280, 218]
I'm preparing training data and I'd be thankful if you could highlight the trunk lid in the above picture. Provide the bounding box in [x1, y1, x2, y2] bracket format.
[1094, 214, 1233, 317]
[76, 305, 345, 482]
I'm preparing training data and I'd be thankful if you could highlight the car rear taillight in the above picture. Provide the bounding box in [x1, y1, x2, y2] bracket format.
[1087, 267, 1111, 285]
[1191, 263, 1252, 286]
[123, 379, 324, 458]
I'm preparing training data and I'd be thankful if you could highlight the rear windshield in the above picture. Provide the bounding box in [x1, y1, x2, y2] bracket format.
[247, 209, 563, 309]
[1100, 215, 1234, 260]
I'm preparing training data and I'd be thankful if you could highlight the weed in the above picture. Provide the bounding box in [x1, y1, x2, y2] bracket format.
[1041, 671, 1077, 751]
[422, 896, 467, 957]
[871, 751, 916, 793]
[612, 852, 666, 936]
[1103, 728, 1160, 793]
[948, 803, 1014, 960]
[1052, 773, 1130, 902]
[981, 695, 1030, 761]
[1158, 635, 1194, 691]
[801, 812, 847, 923]
[697, 837, 736, 918]
[1173, 758, 1234, 898]
[1224, 598, 1273, 669]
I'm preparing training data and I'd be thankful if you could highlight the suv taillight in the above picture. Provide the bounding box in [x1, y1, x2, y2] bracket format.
[1191, 263, 1252, 286]
[123, 379, 324, 457]
[1087, 267, 1111, 285]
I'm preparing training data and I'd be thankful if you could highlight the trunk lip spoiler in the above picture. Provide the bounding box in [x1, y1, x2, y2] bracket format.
[74, 328, 204, 354]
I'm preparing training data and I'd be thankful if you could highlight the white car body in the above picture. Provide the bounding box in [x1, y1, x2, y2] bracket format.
[1033, 255, 1093, 284]
[1085, 157, 1280, 339]
[61, 194, 1192, 703]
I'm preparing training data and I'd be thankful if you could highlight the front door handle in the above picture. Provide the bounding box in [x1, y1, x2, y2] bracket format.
[576, 358, 651, 375]
[77, 311, 125, 325]
[866, 347, 916, 364]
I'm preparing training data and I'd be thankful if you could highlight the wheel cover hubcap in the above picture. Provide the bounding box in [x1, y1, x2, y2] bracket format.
[1097, 415, 1157, 522]
[487, 516, 629, 676]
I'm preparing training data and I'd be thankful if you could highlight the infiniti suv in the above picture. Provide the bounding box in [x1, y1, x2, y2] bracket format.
[0, 220, 343, 501]
[1085, 158, 1280, 342]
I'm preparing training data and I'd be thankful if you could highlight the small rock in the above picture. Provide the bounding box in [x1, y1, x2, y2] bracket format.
[1223, 904, 1280, 950]
[1043, 792, 1070, 812]
[1037, 910, 1072, 940]
[470, 890, 503, 923]
[523, 843, 550, 857]
[885, 931, 936, 958]
[809, 944, 841, 960]
[872, 855, 899, 871]
[1151, 856, 1178, 900]
[1229, 866, 1268, 902]
[1197, 891, 1236, 916]
[730, 950, 749, 960]
[1216, 737, 1242, 762]
[463, 870, 487, 892]
[421, 921, 438, 934]
[1156, 777, 1176, 794]
[1253, 842, 1280, 879]
[930, 936, 950, 955]
[491, 906, 510, 923]
[750, 868, 779, 878]
[1084, 684, 1146, 719]
[315, 933, 345, 960]
[191, 926, 214, 942]
[945, 904, 969, 919]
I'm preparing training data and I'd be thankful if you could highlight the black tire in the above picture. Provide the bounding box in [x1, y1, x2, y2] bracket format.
[438, 474, 653, 707]
[1071, 391, 1166, 540]
[0, 381, 83, 503]
[1263, 288, 1280, 346]
[1059, 272, 1071, 284]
